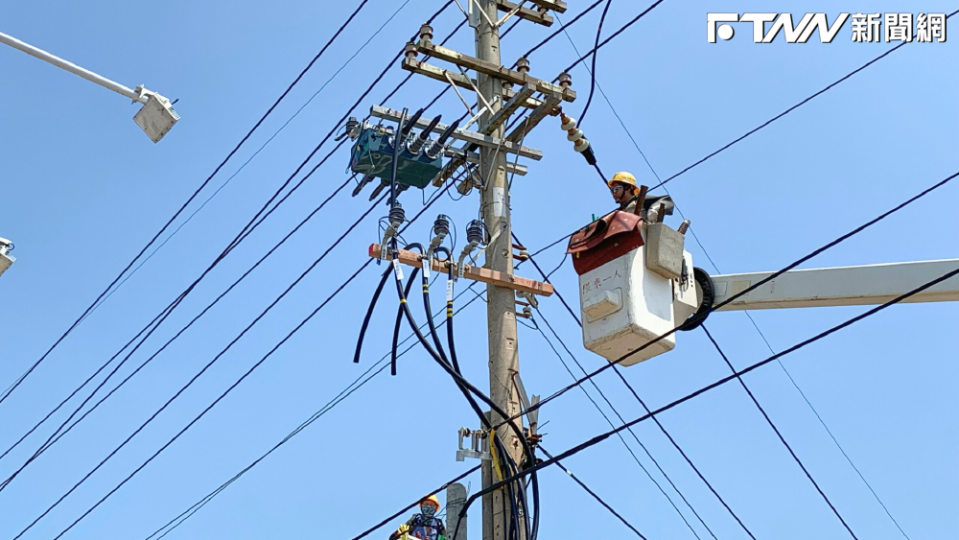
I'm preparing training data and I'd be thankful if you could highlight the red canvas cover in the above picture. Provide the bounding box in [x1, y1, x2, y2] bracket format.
[567, 211, 644, 275]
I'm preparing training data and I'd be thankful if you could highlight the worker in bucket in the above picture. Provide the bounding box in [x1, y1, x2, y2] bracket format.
[608, 171, 642, 213]
[389, 494, 447, 540]
[609, 171, 673, 221]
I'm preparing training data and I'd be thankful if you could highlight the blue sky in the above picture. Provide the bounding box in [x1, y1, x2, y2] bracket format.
[0, 1, 956, 539]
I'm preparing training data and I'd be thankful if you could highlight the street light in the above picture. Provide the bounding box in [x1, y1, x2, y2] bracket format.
[0, 30, 179, 142]
[0, 238, 14, 279]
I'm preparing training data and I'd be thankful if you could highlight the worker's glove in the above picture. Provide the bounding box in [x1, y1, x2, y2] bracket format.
[398, 524, 410, 537]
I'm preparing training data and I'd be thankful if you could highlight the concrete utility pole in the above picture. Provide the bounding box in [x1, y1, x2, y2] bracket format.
[379, 3, 572, 538]
[447, 482, 468, 540]
[473, 2, 523, 539]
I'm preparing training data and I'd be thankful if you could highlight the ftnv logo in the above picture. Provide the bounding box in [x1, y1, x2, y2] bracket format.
[708, 13, 850, 43]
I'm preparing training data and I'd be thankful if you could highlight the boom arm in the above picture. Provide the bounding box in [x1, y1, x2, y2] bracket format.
[710, 259, 959, 311]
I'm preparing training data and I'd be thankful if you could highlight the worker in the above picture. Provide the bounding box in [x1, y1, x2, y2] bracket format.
[389, 495, 447, 540]
[608, 171, 675, 221]
[609, 171, 641, 213]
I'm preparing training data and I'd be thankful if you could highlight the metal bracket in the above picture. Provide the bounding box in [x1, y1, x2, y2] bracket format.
[444, 145, 528, 176]
[485, 83, 536, 134]
[495, 0, 554, 27]
[412, 42, 576, 102]
[401, 57, 548, 111]
[457, 427, 491, 461]
[371, 105, 542, 160]
[516, 290, 539, 309]
[525, 0, 567, 13]
[506, 91, 562, 143]
[512, 373, 540, 437]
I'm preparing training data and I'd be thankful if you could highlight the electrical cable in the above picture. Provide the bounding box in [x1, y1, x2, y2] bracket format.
[520, 0, 605, 59]
[572, 41, 894, 531]
[0, 0, 382, 408]
[86, 0, 417, 316]
[576, 0, 613, 128]
[537, 444, 646, 539]
[0, 174, 354, 491]
[0, 7, 469, 478]
[652, 9, 958, 191]
[388, 244, 538, 540]
[702, 325, 858, 539]
[393, 263, 421, 375]
[489, 168, 959, 433]
[396, 258, 535, 540]
[12, 193, 388, 539]
[457, 262, 959, 525]
[147, 282, 490, 540]
[560, 0, 667, 74]
[517, 232, 743, 539]
[534, 18, 929, 534]
[354, 266, 394, 367]
[445, 268, 534, 540]
[27, 153, 466, 540]
[15, 0, 637, 531]
[352, 465, 482, 540]
[528, 310, 713, 540]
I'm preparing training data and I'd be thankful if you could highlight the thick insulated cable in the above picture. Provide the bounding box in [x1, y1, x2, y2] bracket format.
[388, 245, 537, 540]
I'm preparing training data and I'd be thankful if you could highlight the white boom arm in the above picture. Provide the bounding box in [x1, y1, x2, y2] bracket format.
[711, 259, 959, 311]
[0, 30, 179, 142]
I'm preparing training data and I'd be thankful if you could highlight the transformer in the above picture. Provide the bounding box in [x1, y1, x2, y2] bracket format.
[349, 123, 444, 190]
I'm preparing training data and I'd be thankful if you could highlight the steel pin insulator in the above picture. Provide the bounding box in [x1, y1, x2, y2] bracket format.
[558, 72, 572, 89]
[419, 23, 433, 45]
[516, 57, 530, 75]
[404, 42, 418, 62]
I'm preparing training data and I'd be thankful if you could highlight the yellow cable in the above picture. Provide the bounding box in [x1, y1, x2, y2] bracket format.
[489, 429, 504, 482]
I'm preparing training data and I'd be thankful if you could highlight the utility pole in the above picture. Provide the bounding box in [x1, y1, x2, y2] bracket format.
[366, 3, 573, 538]
[473, 2, 522, 539]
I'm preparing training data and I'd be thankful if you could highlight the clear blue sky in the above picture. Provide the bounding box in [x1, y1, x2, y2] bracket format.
[1, 1, 956, 539]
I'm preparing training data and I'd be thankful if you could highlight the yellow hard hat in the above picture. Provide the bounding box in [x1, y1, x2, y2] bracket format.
[609, 171, 637, 189]
[421, 494, 441, 511]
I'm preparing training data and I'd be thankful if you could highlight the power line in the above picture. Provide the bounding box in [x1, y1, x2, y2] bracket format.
[0, 8, 469, 480]
[556, 17, 908, 538]
[651, 9, 958, 191]
[86, 0, 418, 315]
[461, 262, 959, 522]
[701, 326, 859, 539]
[538, 444, 647, 539]
[12, 190, 388, 539]
[352, 465, 482, 540]
[520, 246, 753, 540]
[0, 0, 383, 409]
[492, 169, 959, 432]
[575, 0, 613, 128]
[561, 0, 666, 74]
[145, 282, 488, 540]
[19, 172, 461, 540]
[0, 173, 355, 487]
[528, 310, 712, 540]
